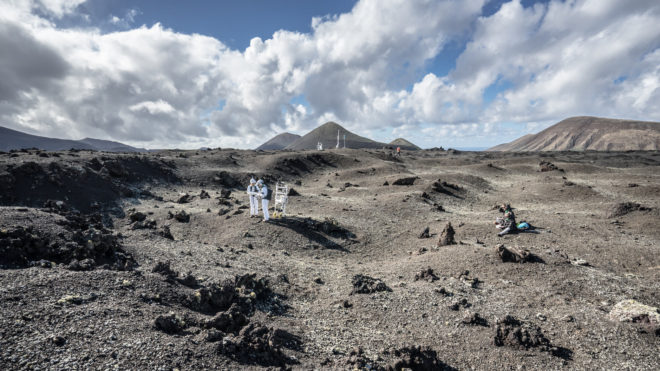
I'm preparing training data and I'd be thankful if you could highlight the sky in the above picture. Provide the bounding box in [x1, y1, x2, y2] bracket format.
[1, 0, 659, 150]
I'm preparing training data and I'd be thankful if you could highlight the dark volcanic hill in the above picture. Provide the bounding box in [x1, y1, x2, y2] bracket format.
[78, 138, 145, 152]
[0, 126, 145, 152]
[488, 116, 660, 151]
[390, 138, 421, 150]
[256, 132, 301, 150]
[285, 122, 386, 150]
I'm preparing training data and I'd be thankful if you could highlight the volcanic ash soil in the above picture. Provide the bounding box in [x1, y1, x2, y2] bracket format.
[1, 148, 659, 370]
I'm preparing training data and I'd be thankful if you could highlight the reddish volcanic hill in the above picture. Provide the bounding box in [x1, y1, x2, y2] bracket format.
[489, 116, 660, 151]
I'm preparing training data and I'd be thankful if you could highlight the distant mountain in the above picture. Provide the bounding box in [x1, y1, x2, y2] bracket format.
[488, 116, 660, 151]
[256, 132, 301, 150]
[78, 138, 145, 152]
[285, 122, 387, 150]
[389, 138, 421, 150]
[0, 126, 145, 152]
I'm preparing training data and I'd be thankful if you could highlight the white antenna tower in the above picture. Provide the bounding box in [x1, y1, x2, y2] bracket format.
[336, 129, 340, 149]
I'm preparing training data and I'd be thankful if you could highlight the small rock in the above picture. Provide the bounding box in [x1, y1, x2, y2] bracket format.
[51, 336, 66, 346]
[609, 299, 660, 335]
[129, 211, 147, 223]
[176, 193, 193, 204]
[437, 222, 456, 246]
[159, 225, 174, 240]
[571, 258, 590, 266]
[154, 312, 187, 334]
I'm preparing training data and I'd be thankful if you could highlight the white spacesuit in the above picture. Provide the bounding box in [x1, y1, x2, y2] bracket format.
[247, 178, 259, 217]
[257, 179, 270, 221]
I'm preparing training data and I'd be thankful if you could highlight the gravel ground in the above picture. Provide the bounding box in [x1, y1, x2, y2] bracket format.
[1, 148, 659, 370]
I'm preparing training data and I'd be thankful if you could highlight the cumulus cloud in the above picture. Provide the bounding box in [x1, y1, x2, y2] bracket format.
[0, 0, 659, 149]
[36, 0, 86, 18]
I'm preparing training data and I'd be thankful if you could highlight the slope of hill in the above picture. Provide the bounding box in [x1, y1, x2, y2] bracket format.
[285, 121, 386, 150]
[0, 126, 95, 152]
[389, 138, 421, 150]
[78, 138, 145, 152]
[256, 132, 301, 150]
[0, 126, 145, 152]
[488, 116, 660, 151]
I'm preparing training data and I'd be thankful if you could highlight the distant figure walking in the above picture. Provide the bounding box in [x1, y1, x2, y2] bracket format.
[396, 146, 401, 157]
[256, 179, 271, 222]
[247, 178, 259, 218]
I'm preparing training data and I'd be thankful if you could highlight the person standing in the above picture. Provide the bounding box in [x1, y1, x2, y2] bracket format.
[247, 178, 259, 218]
[256, 179, 271, 221]
[396, 146, 401, 156]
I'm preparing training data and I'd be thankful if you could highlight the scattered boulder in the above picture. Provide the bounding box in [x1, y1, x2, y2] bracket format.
[384, 346, 452, 371]
[199, 190, 211, 199]
[51, 336, 66, 346]
[154, 312, 187, 334]
[287, 188, 300, 196]
[431, 180, 462, 196]
[608, 202, 651, 218]
[539, 161, 562, 172]
[220, 189, 232, 199]
[188, 281, 237, 315]
[571, 258, 590, 267]
[414, 268, 438, 282]
[437, 222, 456, 246]
[176, 193, 193, 204]
[218, 323, 297, 367]
[128, 211, 147, 222]
[493, 315, 550, 349]
[432, 203, 445, 212]
[456, 270, 480, 289]
[449, 298, 471, 311]
[204, 303, 248, 333]
[462, 311, 489, 327]
[131, 219, 157, 230]
[392, 177, 418, 186]
[418, 226, 430, 239]
[169, 210, 190, 223]
[159, 225, 174, 240]
[0, 214, 136, 271]
[609, 299, 660, 335]
[67, 258, 95, 271]
[383, 180, 389, 186]
[496, 244, 531, 263]
[152, 261, 178, 281]
[351, 274, 392, 294]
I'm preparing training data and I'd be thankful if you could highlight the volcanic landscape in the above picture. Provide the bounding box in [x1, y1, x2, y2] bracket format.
[1, 147, 659, 370]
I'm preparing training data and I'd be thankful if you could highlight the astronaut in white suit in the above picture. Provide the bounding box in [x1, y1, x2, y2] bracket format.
[256, 179, 270, 221]
[247, 178, 259, 217]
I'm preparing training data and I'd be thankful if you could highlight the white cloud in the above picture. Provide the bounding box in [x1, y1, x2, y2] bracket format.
[0, 0, 658, 149]
[109, 8, 139, 29]
[36, 0, 86, 18]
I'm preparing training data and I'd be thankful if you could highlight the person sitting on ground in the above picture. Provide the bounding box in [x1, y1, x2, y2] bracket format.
[495, 203, 517, 236]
